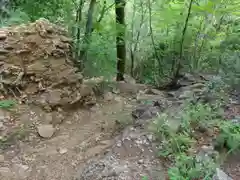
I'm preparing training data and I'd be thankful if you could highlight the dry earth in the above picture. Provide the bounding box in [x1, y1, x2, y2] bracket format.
[0, 95, 137, 180]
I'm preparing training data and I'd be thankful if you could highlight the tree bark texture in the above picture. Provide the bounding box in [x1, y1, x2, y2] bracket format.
[115, 0, 126, 81]
[79, 0, 96, 70]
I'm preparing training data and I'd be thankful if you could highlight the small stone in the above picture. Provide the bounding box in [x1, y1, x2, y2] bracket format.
[231, 116, 240, 124]
[58, 147, 68, 154]
[104, 92, 114, 101]
[90, 105, 98, 112]
[114, 96, 122, 102]
[60, 36, 72, 43]
[0, 122, 3, 129]
[116, 141, 122, 147]
[196, 145, 218, 162]
[66, 121, 72, 124]
[179, 90, 194, 99]
[138, 159, 144, 164]
[0, 32, 7, 40]
[13, 164, 29, 178]
[37, 124, 55, 138]
[0, 55, 6, 60]
[0, 154, 5, 162]
[51, 112, 64, 126]
[212, 168, 233, 180]
[0, 49, 9, 55]
[0, 167, 12, 177]
[201, 145, 214, 151]
[46, 90, 62, 105]
[44, 113, 53, 124]
[4, 45, 14, 50]
[146, 134, 154, 141]
[148, 88, 164, 95]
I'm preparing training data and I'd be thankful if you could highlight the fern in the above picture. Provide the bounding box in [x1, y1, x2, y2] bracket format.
[0, 100, 16, 109]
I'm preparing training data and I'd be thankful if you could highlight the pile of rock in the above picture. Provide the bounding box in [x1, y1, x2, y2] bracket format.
[0, 18, 95, 111]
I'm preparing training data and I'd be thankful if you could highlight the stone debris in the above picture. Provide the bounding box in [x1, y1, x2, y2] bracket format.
[0, 18, 96, 110]
[12, 164, 30, 179]
[213, 168, 233, 180]
[0, 154, 5, 162]
[58, 147, 68, 154]
[0, 167, 12, 178]
[37, 124, 55, 138]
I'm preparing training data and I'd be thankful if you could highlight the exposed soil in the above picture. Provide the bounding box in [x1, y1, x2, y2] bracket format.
[223, 151, 240, 180]
[0, 96, 138, 180]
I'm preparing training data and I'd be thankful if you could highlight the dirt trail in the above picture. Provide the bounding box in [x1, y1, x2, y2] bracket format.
[0, 97, 134, 180]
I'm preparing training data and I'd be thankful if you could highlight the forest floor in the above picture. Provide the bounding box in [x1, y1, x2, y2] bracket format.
[0, 94, 137, 180]
[0, 81, 239, 180]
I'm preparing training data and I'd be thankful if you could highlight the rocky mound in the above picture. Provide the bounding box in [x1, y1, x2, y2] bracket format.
[0, 18, 95, 111]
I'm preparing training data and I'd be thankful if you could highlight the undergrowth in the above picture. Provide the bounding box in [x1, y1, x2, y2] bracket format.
[151, 102, 240, 180]
[0, 100, 16, 109]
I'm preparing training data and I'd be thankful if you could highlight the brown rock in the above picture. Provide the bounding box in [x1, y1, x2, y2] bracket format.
[4, 45, 14, 50]
[0, 167, 12, 177]
[83, 140, 113, 158]
[136, 94, 165, 102]
[104, 92, 114, 101]
[12, 164, 30, 179]
[37, 124, 55, 138]
[124, 74, 136, 84]
[0, 49, 9, 55]
[0, 32, 7, 40]
[63, 72, 83, 84]
[60, 36, 72, 43]
[80, 84, 94, 97]
[145, 88, 164, 95]
[51, 112, 64, 126]
[43, 113, 53, 124]
[0, 154, 4, 162]
[132, 104, 161, 121]
[116, 82, 138, 95]
[0, 55, 6, 60]
[46, 89, 62, 106]
[58, 147, 68, 154]
[27, 61, 48, 73]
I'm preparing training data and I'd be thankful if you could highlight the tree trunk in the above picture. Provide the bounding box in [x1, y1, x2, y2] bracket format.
[115, 0, 126, 81]
[73, 0, 84, 69]
[79, 0, 96, 70]
[174, 0, 194, 78]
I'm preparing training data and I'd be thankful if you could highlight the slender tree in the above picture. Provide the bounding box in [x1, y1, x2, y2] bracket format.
[115, 0, 126, 81]
[73, 0, 84, 68]
[174, 0, 194, 78]
[79, 0, 96, 70]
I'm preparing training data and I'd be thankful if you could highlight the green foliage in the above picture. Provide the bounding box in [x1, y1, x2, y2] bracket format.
[0, 126, 27, 150]
[12, 0, 74, 22]
[151, 101, 239, 179]
[83, 33, 116, 77]
[168, 153, 216, 180]
[180, 103, 223, 133]
[0, 9, 30, 27]
[0, 100, 16, 109]
[215, 120, 240, 152]
[141, 176, 148, 180]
